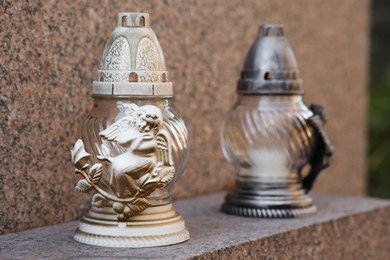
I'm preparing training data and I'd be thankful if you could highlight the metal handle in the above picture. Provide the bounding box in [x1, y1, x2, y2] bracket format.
[302, 104, 334, 193]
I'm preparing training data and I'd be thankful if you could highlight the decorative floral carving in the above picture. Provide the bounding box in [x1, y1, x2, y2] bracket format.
[101, 71, 129, 82]
[98, 70, 163, 83]
[71, 139, 90, 170]
[71, 141, 104, 194]
[101, 37, 131, 70]
[138, 71, 159, 82]
[136, 38, 162, 71]
[71, 103, 175, 221]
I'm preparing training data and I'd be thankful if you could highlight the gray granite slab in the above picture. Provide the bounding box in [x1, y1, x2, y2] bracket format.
[1, 193, 389, 259]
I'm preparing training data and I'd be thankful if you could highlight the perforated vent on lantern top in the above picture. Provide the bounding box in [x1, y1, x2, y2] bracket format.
[92, 13, 172, 97]
[237, 24, 303, 94]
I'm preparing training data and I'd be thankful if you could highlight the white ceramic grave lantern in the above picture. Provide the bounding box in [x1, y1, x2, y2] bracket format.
[70, 12, 190, 247]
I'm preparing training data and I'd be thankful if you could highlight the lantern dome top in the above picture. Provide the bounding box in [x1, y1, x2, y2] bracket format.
[92, 12, 172, 97]
[237, 24, 304, 95]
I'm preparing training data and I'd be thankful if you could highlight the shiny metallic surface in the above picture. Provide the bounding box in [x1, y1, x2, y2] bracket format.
[237, 24, 303, 95]
[221, 24, 334, 218]
[70, 13, 189, 247]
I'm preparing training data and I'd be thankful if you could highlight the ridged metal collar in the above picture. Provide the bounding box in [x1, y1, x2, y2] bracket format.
[237, 24, 304, 95]
[92, 12, 173, 97]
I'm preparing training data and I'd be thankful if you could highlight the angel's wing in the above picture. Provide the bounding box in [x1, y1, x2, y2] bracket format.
[99, 117, 132, 142]
[118, 102, 140, 116]
[156, 128, 174, 166]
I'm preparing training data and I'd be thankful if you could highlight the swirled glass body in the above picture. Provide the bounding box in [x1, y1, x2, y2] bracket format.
[221, 95, 315, 181]
[79, 96, 189, 206]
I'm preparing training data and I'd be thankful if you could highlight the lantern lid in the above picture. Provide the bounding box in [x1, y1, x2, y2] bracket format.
[92, 12, 173, 97]
[237, 24, 304, 95]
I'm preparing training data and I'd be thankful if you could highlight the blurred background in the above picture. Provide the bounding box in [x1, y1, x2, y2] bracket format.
[369, 0, 390, 198]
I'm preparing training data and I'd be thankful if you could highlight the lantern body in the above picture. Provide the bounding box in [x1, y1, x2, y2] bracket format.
[70, 13, 189, 247]
[220, 24, 333, 218]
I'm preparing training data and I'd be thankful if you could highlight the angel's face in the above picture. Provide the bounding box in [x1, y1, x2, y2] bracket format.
[137, 106, 163, 134]
[138, 114, 161, 133]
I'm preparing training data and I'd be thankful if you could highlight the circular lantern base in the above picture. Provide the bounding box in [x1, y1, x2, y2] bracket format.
[74, 203, 189, 248]
[221, 188, 317, 218]
[221, 203, 317, 218]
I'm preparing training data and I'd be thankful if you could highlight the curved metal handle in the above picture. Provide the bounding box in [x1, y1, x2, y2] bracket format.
[302, 104, 334, 193]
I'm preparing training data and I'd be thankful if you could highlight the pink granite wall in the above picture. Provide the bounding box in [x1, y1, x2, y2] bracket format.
[0, 0, 369, 234]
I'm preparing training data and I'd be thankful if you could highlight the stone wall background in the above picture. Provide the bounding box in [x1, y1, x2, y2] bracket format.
[0, 0, 369, 234]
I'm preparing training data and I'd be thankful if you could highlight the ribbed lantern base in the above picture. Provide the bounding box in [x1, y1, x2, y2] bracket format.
[221, 203, 317, 218]
[74, 203, 189, 248]
[222, 183, 317, 218]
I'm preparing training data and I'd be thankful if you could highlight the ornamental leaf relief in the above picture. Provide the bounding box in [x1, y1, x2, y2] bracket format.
[136, 38, 162, 72]
[102, 37, 131, 70]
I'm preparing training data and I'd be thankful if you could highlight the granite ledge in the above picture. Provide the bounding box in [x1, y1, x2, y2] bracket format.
[0, 193, 389, 259]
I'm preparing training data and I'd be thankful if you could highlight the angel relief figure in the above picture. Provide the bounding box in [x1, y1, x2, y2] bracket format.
[71, 103, 175, 221]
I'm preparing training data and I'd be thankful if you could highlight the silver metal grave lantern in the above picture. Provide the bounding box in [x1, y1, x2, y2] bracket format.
[220, 24, 334, 218]
[70, 12, 190, 247]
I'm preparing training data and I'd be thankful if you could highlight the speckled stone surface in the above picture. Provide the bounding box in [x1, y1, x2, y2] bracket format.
[0, 193, 389, 259]
[0, 1, 369, 234]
